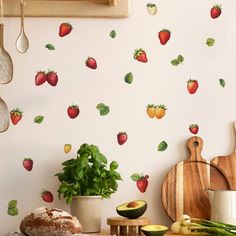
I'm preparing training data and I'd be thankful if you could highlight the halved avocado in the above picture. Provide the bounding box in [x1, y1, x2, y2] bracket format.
[116, 200, 147, 219]
[141, 225, 168, 236]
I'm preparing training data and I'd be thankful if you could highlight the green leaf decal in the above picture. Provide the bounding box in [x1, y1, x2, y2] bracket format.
[100, 106, 110, 116]
[130, 173, 141, 181]
[96, 103, 110, 116]
[206, 38, 215, 46]
[158, 141, 168, 151]
[34, 115, 44, 124]
[96, 103, 106, 109]
[171, 59, 180, 66]
[110, 30, 116, 38]
[219, 79, 225, 87]
[7, 200, 18, 216]
[124, 72, 133, 84]
[8, 200, 17, 208]
[177, 55, 184, 63]
[45, 44, 55, 50]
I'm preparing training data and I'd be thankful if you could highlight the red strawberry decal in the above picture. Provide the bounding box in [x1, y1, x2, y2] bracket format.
[137, 175, 149, 193]
[67, 104, 80, 119]
[117, 132, 128, 145]
[23, 158, 33, 171]
[187, 79, 198, 94]
[10, 108, 23, 125]
[210, 5, 222, 19]
[86, 57, 97, 69]
[59, 23, 73, 37]
[158, 29, 171, 45]
[134, 48, 148, 63]
[41, 190, 54, 203]
[189, 124, 199, 134]
[47, 71, 58, 87]
[131, 173, 149, 193]
[35, 71, 47, 86]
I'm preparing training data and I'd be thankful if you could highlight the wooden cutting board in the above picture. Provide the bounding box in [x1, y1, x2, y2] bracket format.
[161, 136, 231, 221]
[211, 122, 236, 189]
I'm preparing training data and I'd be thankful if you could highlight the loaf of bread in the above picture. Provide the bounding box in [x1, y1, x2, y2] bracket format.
[20, 207, 83, 236]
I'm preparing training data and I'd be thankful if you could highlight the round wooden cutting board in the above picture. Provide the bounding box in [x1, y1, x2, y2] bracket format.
[161, 136, 231, 221]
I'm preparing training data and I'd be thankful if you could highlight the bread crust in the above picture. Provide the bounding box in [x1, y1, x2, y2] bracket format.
[20, 207, 83, 236]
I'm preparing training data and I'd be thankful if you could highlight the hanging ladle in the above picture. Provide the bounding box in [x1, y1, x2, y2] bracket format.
[0, 0, 13, 84]
[16, 0, 29, 53]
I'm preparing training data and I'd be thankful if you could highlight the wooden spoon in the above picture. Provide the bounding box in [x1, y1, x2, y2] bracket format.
[0, 0, 13, 84]
[0, 96, 9, 132]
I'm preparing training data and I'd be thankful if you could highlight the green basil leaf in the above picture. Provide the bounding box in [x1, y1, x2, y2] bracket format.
[34, 115, 44, 124]
[110, 161, 118, 171]
[158, 141, 168, 151]
[79, 154, 89, 168]
[130, 173, 141, 181]
[110, 30, 116, 38]
[219, 79, 225, 87]
[177, 55, 184, 63]
[8, 207, 18, 216]
[45, 44, 55, 50]
[171, 59, 180, 66]
[124, 72, 133, 84]
[206, 38, 215, 47]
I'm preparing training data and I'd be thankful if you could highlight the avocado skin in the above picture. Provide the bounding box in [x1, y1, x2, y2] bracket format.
[116, 200, 147, 219]
[141, 225, 168, 236]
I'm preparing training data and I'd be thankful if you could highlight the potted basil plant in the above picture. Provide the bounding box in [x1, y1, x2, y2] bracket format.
[55, 143, 122, 233]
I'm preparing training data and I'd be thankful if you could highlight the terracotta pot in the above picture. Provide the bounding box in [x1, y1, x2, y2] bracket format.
[70, 196, 102, 233]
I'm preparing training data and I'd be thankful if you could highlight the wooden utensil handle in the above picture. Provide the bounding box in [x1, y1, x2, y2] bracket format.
[187, 136, 205, 161]
[0, 23, 3, 48]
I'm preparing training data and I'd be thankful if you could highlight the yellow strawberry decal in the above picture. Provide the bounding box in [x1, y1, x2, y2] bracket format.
[155, 105, 167, 119]
[64, 144, 72, 153]
[146, 104, 156, 118]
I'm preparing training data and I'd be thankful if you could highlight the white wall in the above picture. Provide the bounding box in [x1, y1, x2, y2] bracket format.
[1, 0, 236, 234]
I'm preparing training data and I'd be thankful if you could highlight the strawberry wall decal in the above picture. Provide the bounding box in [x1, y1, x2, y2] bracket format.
[45, 44, 55, 50]
[171, 55, 184, 66]
[59, 23, 73, 37]
[35, 70, 58, 87]
[158, 29, 171, 45]
[187, 79, 199, 94]
[117, 132, 128, 145]
[155, 105, 167, 119]
[210, 4, 222, 19]
[124, 72, 133, 84]
[10, 108, 23, 125]
[23, 158, 33, 171]
[7, 200, 19, 216]
[67, 104, 80, 119]
[110, 30, 116, 38]
[146, 3, 157, 15]
[131, 173, 149, 193]
[133, 48, 148, 63]
[96, 103, 110, 116]
[34, 115, 44, 124]
[189, 124, 199, 134]
[158, 141, 168, 151]
[41, 190, 53, 203]
[86, 57, 97, 70]
[64, 144, 72, 153]
[146, 105, 156, 119]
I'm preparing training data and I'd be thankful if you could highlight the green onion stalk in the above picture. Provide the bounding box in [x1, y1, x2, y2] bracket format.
[171, 214, 236, 235]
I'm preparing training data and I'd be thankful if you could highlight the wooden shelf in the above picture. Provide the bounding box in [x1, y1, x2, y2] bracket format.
[2, 0, 130, 18]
